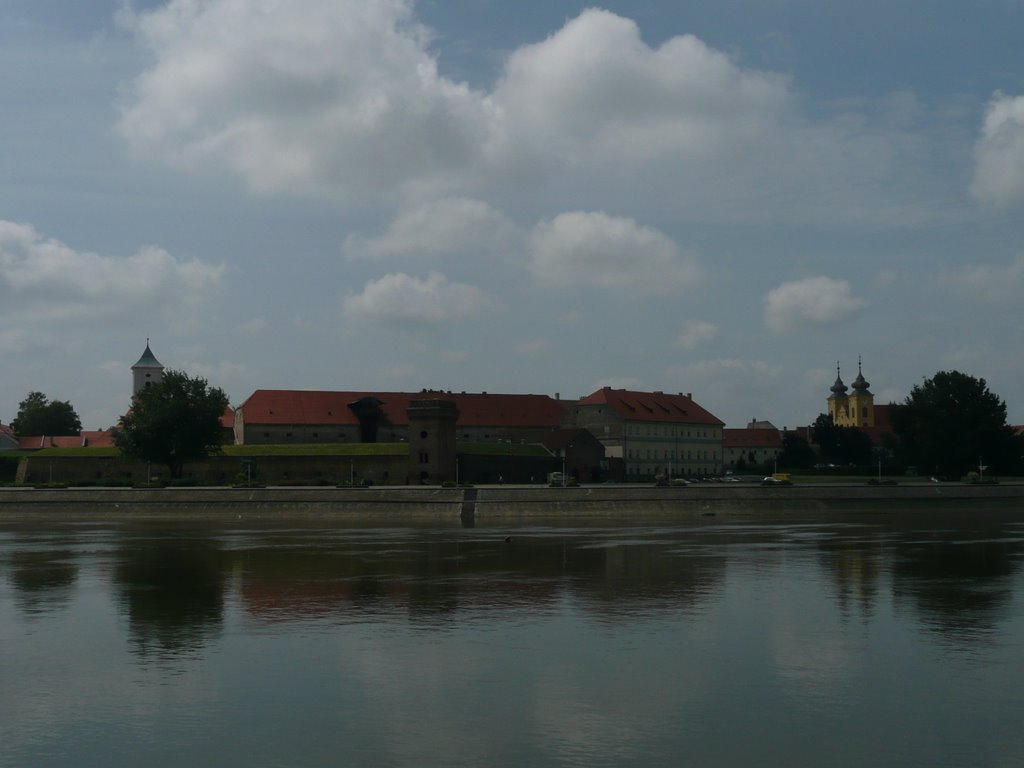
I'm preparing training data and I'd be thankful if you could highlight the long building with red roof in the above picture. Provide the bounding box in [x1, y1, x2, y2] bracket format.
[233, 389, 570, 446]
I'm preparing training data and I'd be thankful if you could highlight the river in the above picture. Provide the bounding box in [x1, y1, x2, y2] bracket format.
[2, 508, 1023, 767]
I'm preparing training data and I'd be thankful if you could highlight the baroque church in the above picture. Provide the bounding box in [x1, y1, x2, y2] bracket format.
[827, 358, 877, 429]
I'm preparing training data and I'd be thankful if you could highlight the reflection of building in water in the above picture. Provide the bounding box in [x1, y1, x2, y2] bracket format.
[233, 534, 727, 626]
[9, 550, 79, 615]
[817, 541, 880, 622]
[114, 541, 226, 656]
[891, 534, 1022, 645]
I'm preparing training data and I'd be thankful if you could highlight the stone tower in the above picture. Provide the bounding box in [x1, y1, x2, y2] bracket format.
[132, 340, 164, 397]
[406, 399, 459, 484]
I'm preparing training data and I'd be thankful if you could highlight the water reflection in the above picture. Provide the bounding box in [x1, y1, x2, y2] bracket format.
[113, 535, 225, 657]
[7, 550, 79, 616]
[4, 512, 1024, 768]
[892, 536, 1022, 646]
[233, 528, 728, 629]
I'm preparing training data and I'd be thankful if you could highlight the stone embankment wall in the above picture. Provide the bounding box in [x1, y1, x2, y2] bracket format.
[1, 484, 1021, 521]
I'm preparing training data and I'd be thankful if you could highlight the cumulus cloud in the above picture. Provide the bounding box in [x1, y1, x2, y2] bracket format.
[115, 3, 927, 224]
[936, 255, 1024, 301]
[117, 0, 492, 201]
[492, 9, 787, 169]
[0, 219, 223, 327]
[343, 198, 520, 261]
[677, 321, 718, 350]
[763, 277, 866, 332]
[341, 271, 489, 331]
[528, 211, 701, 296]
[971, 92, 1024, 206]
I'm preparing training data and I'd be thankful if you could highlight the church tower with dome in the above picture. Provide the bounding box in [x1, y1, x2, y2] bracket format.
[827, 358, 875, 428]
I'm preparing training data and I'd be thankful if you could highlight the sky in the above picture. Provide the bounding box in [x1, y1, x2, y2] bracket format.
[2, 0, 1024, 432]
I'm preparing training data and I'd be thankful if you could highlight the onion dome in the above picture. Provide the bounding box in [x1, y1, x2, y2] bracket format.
[851, 357, 871, 394]
[829, 362, 848, 397]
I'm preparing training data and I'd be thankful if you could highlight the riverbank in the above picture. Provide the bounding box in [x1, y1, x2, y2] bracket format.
[1, 483, 1021, 521]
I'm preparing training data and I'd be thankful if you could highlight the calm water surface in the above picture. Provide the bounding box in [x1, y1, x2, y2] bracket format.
[2, 509, 1024, 767]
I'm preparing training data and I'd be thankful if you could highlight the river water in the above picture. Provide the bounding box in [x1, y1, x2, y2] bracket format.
[2, 508, 1024, 767]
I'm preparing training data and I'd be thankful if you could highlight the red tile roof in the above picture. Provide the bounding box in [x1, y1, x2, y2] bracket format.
[81, 430, 116, 448]
[236, 390, 568, 428]
[723, 428, 782, 448]
[15, 430, 116, 449]
[577, 387, 724, 426]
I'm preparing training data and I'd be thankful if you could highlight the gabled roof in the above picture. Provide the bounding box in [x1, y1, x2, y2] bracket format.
[236, 390, 568, 428]
[577, 387, 724, 426]
[723, 428, 783, 448]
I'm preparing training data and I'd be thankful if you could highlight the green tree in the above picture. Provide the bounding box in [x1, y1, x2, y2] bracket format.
[889, 371, 1021, 478]
[11, 391, 82, 436]
[812, 413, 874, 467]
[779, 432, 815, 470]
[114, 370, 229, 479]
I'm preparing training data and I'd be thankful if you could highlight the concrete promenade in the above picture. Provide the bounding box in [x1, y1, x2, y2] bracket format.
[1, 482, 1021, 521]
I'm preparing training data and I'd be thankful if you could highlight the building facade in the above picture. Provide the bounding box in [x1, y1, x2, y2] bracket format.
[233, 390, 569, 446]
[723, 424, 783, 471]
[828, 358, 876, 428]
[570, 388, 724, 480]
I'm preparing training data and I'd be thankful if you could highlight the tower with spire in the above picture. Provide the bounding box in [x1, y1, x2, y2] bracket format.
[132, 339, 165, 397]
[846, 356, 875, 427]
[828, 357, 875, 428]
[827, 361, 849, 424]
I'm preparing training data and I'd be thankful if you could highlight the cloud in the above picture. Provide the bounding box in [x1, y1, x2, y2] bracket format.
[341, 271, 489, 331]
[117, 0, 492, 202]
[528, 211, 701, 296]
[0, 219, 223, 328]
[677, 321, 719, 350]
[936, 255, 1024, 301]
[492, 9, 787, 170]
[116, 3, 933, 225]
[763, 277, 866, 332]
[343, 198, 520, 261]
[971, 92, 1024, 206]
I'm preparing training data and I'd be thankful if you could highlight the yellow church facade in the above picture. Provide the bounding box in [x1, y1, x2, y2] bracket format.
[827, 359, 875, 428]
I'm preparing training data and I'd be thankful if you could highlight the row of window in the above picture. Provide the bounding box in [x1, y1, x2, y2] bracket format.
[628, 449, 718, 461]
[625, 424, 719, 439]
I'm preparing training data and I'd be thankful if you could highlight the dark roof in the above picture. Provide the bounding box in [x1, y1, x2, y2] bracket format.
[723, 429, 782, 448]
[576, 387, 724, 426]
[132, 342, 163, 370]
[236, 390, 568, 428]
